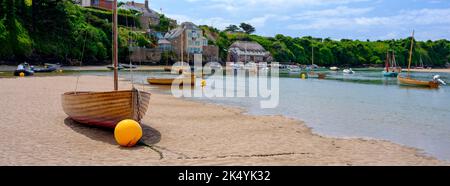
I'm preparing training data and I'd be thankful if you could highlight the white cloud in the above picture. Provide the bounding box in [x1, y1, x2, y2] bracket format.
[288, 8, 450, 30]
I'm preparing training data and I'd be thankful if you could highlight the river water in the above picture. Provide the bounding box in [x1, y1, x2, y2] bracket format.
[79, 68, 450, 161]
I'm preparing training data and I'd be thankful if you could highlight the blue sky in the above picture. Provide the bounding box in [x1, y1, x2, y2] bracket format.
[123, 0, 450, 41]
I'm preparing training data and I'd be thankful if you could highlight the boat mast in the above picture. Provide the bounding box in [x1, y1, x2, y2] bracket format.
[407, 30, 415, 77]
[385, 51, 389, 72]
[181, 29, 184, 63]
[113, 0, 118, 91]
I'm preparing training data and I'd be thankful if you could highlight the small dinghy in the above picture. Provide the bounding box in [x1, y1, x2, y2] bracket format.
[343, 68, 355, 74]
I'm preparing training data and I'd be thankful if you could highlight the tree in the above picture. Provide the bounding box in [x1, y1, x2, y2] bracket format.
[224, 24, 240, 33]
[239, 23, 255, 34]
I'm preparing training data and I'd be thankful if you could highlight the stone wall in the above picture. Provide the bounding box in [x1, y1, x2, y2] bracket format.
[129, 47, 162, 64]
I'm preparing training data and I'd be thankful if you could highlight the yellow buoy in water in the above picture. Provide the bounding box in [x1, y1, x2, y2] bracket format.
[19, 72, 25, 77]
[201, 79, 206, 87]
[114, 119, 143, 147]
[301, 73, 306, 79]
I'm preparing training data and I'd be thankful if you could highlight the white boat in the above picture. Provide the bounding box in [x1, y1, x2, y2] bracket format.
[330, 66, 339, 71]
[343, 68, 355, 74]
[288, 65, 301, 74]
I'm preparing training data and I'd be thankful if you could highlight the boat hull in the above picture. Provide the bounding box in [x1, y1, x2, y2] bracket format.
[383, 71, 399, 77]
[61, 89, 151, 128]
[147, 76, 195, 86]
[14, 70, 34, 76]
[397, 76, 439, 88]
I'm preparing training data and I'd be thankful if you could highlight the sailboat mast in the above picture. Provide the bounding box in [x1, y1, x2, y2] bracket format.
[312, 46, 314, 66]
[407, 30, 415, 77]
[113, 0, 118, 91]
[181, 30, 184, 62]
[385, 51, 389, 72]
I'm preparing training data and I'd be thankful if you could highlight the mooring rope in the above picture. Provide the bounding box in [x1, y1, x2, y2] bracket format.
[139, 141, 164, 160]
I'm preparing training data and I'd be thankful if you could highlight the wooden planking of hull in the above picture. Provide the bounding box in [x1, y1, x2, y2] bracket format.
[398, 76, 439, 88]
[61, 89, 151, 128]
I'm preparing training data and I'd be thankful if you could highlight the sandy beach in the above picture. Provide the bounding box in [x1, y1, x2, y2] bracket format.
[0, 65, 166, 72]
[404, 68, 450, 73]
[0, 75, 447, 165]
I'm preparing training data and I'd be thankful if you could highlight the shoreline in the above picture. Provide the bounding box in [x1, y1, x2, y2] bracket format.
[0, 75, 447, 165]
[403, 68, 450, 73]
[0, 65, 167, 72]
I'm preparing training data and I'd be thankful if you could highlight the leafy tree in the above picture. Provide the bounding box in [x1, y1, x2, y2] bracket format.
[224, 24, 240, 33]
[239, 23, 255, 34]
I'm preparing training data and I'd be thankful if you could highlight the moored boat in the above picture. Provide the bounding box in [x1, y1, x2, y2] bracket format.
[61, 89, 151, 128]
[397, 76, 439, 88]
[14, 63, 34, 76]
[61, 0, 151, 128]
[33, 65, 58, 73]
[330, 66, 339, 71]
[397, 30, 445, 88]
[382, 50, 401, 77]
[343, 68, 355, 74]
[147, 74, 196, 86]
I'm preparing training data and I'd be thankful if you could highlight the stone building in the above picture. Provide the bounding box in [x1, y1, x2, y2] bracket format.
[128, 47, 161, 64]
[163, 22, 218, 63]
[227, 41, 272, 63]
[119, 0, 160, 29]
[78, 0, 113, 10]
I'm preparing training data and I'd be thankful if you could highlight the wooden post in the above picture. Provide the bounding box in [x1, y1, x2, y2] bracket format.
[113, 0, 119, 91]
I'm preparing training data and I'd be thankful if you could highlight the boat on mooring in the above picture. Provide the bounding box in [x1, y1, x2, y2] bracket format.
[14, 63, 34, 76]
[330, 66, 339, 71]
[32, 63, 60, 73]
[147, 74, 196, 86]
[382, 50, 401, 77]
[343, 68, 355, 74]
[398, 30, 446, 88]
[61, 1, 151, 128]
[308, 46, 326, 79]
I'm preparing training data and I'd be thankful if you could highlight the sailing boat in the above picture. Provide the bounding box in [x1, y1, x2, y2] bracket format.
[148, 25, 195, 85]
[415, 54, 425, 69]
[61, 1, 151, 128]
[308, 47, 326, 79]
[398, 30, 440, 88]
[382, 50, 401, 77]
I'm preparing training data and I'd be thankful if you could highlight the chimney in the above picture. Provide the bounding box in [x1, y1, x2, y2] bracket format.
[145, 0, 149, 9]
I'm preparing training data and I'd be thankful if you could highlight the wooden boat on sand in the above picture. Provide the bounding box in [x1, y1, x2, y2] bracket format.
[62, 89, 151, 128]
[61, 0, 151, 128]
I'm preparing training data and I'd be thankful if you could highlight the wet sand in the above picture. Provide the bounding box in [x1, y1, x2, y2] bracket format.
[0, 76, 446, 165]
[404, 68, 450, 73]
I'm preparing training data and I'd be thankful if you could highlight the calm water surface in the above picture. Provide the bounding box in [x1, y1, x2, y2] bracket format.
[79, 69, 450, 161]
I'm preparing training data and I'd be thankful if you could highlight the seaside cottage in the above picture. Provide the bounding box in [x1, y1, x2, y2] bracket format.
[119, 0, 161, 29]
[227, 41, 272, 63]
[163, 22, 219, 63]
[77, 0, 114, 10]
[77, 1, 160, 29]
